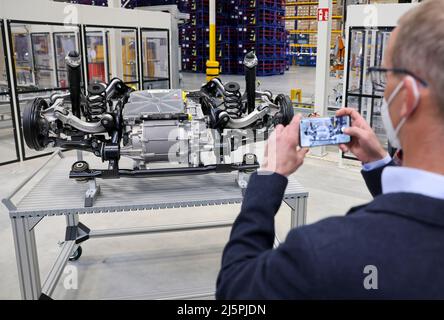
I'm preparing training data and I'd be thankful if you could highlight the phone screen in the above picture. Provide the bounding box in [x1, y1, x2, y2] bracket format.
[299, 116, 351, 148]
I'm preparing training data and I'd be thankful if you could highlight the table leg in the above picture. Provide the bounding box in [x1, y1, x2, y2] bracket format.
[66, 213, 80, 255]
[11, 217, 42, 300]
[284, 196, 308, 229]
[66, 213, 79, 228]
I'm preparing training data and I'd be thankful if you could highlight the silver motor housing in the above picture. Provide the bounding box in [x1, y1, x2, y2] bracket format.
[120, 89, 210, 168]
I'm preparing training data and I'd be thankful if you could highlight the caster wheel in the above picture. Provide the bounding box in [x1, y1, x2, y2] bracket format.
[69, 246, 82, 261]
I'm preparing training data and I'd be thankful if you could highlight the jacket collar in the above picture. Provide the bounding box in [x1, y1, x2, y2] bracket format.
[350, 193, 444, 227]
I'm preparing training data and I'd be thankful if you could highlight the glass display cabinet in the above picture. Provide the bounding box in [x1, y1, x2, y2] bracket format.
[31, 33, 55, 88]
[12, 32, 35, 88]
[141, 29, 170, 90]
[121, 30, 138, 85]
[0, 21, 20, 165]
[9, 22, 81, 160]
[54, 32, 79, 88]
[84, 26, 141, 89]
[0, 1, 174, 167]
[85, 30, 107, 83]
[344, 26, 394, 159]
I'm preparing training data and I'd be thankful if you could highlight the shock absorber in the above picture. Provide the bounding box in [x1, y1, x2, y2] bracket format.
[244, 51, 258, 114]
[66, 51, 82, 118]
[223, 82, 243, 119]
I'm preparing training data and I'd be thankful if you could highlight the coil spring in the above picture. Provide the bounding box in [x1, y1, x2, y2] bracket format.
[83, 94, 108, 120]
[84, 82, 109, 120]
[222, 82, 244, 119]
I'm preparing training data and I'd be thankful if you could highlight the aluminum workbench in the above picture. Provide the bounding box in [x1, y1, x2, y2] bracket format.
[2, 151, 309, 300]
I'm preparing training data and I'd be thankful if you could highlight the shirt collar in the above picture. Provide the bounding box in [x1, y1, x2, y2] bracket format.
[382, 166, 444, 200]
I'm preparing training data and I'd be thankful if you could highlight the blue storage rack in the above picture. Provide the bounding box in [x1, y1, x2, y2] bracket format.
[178, 0, 287, 75]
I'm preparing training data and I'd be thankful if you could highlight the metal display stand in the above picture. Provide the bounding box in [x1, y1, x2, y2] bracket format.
[2, 151, 309, 300]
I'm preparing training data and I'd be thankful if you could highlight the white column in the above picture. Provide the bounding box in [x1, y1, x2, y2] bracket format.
[107, 0, 123, 81]
[313, 0, 332, 157]
[108, 29, 123, 80]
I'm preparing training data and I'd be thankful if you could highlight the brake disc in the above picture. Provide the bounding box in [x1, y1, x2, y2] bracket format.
[23, 98, 49, 151]
[274, 94, 294, 126]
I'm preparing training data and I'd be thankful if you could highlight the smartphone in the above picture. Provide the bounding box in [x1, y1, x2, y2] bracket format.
[299, 115, 351, 148]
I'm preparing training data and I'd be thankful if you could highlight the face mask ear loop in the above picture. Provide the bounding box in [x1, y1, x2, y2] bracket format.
[386, 81, 405, 105]
[394, 117, 407, 137]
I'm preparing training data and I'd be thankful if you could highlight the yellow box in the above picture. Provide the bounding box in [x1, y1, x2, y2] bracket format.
[309, 21, 318, 31]
[297, 20, 310, 30]
[309, 5, 318, 16]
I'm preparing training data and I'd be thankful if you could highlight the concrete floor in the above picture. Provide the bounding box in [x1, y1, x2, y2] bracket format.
[0, 67, 371, 300]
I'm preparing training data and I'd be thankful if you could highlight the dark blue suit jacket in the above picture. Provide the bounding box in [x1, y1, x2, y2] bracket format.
[216, 163, 444, 299]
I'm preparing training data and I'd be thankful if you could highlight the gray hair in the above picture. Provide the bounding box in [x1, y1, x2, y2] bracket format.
[392, 0, 444, 116]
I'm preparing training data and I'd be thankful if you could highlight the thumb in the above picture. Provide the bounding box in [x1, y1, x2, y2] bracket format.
[288, 113, 302, 131]
[298, 147, 309, 156]
[287, 114, 302, 143]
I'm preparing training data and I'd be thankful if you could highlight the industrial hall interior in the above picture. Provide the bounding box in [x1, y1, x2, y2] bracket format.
[0, 0, 437, 301]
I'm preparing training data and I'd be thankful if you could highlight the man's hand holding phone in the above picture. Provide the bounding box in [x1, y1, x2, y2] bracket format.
[261, 109, 386, 177]
[335, 108, 388, 164]
[261, 114, 309, 177]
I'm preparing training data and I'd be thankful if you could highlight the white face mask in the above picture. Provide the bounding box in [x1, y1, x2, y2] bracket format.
[380, 79, 420, 149]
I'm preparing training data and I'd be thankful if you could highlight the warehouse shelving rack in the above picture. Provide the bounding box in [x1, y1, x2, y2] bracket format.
[179, 0, 288, 75]
[285, 0, 344, 67]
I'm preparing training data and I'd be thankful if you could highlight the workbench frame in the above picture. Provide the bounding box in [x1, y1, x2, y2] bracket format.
[3, 151, 308, 300]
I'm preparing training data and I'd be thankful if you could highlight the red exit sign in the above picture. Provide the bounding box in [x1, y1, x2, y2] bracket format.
[318, 8, 330, 21]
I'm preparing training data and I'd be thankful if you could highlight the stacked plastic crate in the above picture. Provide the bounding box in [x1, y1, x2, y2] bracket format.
[179, 0, 287, 75]
[235, 0, 254, 74]
[217, 1, 240, 74]
[179, 0, 207, 72]
[179, 0, 235, 73]
[237, 0, 286, 76]
[258, 0, 286, 76]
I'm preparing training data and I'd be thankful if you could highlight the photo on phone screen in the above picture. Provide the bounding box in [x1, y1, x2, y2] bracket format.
[299, 116, 351, 148]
